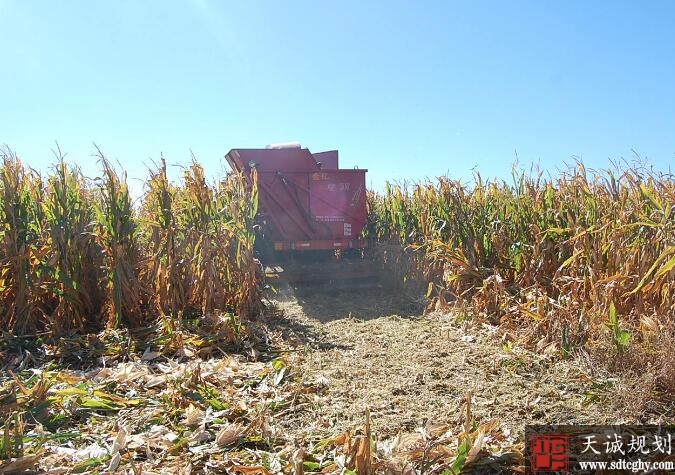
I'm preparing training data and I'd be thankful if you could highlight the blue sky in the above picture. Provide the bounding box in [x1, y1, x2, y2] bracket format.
[2, 1, 674, 195]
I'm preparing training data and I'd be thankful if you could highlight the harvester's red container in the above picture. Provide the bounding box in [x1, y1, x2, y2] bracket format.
[225, 145, 368, 252]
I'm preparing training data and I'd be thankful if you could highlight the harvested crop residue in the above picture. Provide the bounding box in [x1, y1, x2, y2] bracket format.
[265, 284, 628, 463]
[0, 285, 635, 474]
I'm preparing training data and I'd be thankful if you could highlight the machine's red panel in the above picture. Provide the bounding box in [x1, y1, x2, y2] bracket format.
[225, 146, 368, 251]
[312, 151, 339, 170]
[258, 171, 310, 242]
[309, 170, 367, 239]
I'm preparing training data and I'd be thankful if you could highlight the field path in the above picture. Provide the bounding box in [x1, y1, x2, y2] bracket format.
[265, 284, 619, 442]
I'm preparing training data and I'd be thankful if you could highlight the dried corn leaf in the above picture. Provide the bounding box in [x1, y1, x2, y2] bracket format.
[216, 422, 247, 447]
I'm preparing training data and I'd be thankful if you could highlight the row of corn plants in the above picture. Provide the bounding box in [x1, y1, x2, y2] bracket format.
[0, 148, 260, 338]
[367, 162, 674, 356]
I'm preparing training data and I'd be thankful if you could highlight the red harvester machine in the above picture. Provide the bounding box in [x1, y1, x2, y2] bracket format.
[226, 143, 376, 283]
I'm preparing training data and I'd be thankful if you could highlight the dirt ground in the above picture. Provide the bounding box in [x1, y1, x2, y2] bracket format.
[264, 283, 623, 444]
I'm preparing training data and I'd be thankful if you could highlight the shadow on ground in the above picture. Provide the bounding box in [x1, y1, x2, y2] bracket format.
[256, 302, 353, 353]
[255, 282, 425, 354]
[268, 281, 426, 323]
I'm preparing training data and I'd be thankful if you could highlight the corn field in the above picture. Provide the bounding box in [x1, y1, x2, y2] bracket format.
[0, 148, 260, 338]
[3, 149, 673, 353]
[2, 150, 675, 472]
[367, 162, 675, 360]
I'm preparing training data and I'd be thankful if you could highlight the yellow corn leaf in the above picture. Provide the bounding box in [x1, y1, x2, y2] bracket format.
[654, 255, 675, 279]
[628, 246, 675, 295]
[558, 250, 583, 271]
